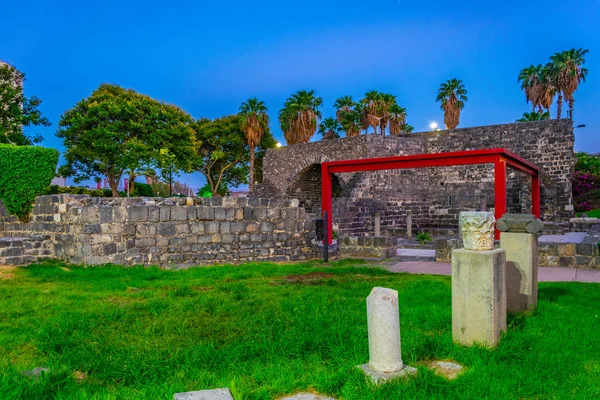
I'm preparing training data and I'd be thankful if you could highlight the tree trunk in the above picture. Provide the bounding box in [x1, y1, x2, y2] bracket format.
[249, 146, 255, 192]
[109, 179, 119, 197]
[568, 98, 574, 119]
[557, 93, 563, 119]
[129, 173, 136, 195]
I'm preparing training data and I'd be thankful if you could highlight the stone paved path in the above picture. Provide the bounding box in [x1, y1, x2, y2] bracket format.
[386, 261, 600, 283]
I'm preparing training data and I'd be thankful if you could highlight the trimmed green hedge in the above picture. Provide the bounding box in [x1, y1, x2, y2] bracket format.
[0, 144, 59, 219]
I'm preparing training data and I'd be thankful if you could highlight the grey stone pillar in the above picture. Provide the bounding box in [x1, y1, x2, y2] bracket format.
[497, 214, 543, 313]
[452, 212, 507, 348]
[406, 210, 412, 238]
[374, 212, 381, 237]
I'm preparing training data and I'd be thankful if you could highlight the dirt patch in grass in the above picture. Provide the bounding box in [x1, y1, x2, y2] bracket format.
[192, 286, 214, 291]
[73, 371, 88, 383]
[283, 272, 335, 285]
[0, 265, 18, 280]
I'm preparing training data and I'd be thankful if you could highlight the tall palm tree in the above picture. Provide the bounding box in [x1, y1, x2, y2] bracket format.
[388, 104, 408, 135]
[378, 93, 397, 135]
[518, 64, 545, 113]
[318, 117, 342, 140]
[436, 79, 467, 130]
[538, 64, 556, 115]
[239, 98, 269, 191]
[278, 90, 322, 145]
[333, 96, 360, 137]
[360, 90, 383, 134]
[549, 48, 588, 119]
[516, 111, 550, 122]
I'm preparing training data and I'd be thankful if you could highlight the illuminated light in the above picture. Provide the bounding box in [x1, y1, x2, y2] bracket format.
[429, 122, 438, 130]
[276, 142, 282, 148]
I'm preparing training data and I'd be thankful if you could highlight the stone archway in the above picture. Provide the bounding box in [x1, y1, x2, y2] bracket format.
[287, 163, 342, 215]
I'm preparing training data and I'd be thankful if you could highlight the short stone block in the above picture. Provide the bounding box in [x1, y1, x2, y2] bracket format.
[173, 388, 234, 400]
[452, 248, 506, 348]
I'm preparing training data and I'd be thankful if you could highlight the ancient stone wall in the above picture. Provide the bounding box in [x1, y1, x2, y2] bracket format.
[0, 195, 318, 266]
[258, 119, 575, 237]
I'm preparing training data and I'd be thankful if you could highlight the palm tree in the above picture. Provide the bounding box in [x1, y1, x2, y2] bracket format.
[436, 79, 467, 130]
[360, 90, 383, 134]
[278, 90, 322, 145]
[388, 104, 408, 135]
[538, 64, 556, 115]
[378, 93, 397, 135]
[516, 111, 550, 122]
[239, 98, 269, 191]
[334, 96, 360, 137]
[399, 123, 414, 133]
[549, 48, 588, 119]
[318, 117, 342, 140]
[518, 64, 545, 113]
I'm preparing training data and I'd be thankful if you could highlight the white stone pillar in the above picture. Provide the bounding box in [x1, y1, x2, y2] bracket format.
[367, 287, 403, 372]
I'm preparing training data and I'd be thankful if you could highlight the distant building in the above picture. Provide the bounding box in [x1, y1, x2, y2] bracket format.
[51, 177, 67, 187]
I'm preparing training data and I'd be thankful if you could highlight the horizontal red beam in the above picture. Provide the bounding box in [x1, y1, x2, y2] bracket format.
[328, 155, 501, 174]
[323, 148, 539, 174]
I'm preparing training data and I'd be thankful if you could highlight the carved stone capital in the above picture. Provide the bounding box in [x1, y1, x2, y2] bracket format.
[459, 212, 495, 251]
[496, 213, 543, 234]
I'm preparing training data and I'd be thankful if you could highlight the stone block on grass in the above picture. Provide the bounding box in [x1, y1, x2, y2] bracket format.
[173, 388, 234, 400]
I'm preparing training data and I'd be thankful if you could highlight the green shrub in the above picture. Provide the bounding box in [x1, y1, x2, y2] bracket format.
[575, 152, 600, 175]
[133, 182, 154, 197]
[415, 231, 433, 245]
[0, 144, 59, 219]
[90, 189, 105, 197]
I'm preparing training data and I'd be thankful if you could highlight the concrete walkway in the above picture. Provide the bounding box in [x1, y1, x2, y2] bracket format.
[386, 261, 600, 283]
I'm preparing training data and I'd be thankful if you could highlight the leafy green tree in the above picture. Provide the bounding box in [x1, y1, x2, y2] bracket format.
[436, 78, 467, 130]
[318, 117, 342, 140]
[239, 98, 269, 192]
[549, 48, 588, 119]
[56, 84, 196, 197]
[278, 90, 322, 144]
[575, 152, 600, 175]
[0, 63, 50, 145]
[517, 111, 550, 122]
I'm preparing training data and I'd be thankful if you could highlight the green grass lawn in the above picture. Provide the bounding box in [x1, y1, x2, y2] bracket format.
[579, 209, 600, 218]
[1, 260, 599, 399]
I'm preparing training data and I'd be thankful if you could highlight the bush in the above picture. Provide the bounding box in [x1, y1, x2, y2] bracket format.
[572, 171, 599, 198]
[416, 231, 433, 245]
[133, 182, 154, 197]
[575, 152, 600, 175]
[0, 144, 59, 219]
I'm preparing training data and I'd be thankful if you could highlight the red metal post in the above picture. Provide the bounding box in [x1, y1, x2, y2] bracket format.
[532, 173, 541, 218]
[494, 158, 507, 239]
[321, 164, 333, 245]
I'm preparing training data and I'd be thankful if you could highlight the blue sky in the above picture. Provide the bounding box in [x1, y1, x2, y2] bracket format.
[2, 0, 599, 190]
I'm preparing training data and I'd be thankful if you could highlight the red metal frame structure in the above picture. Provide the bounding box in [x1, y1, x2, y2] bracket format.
[321, 148, 540, 244]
